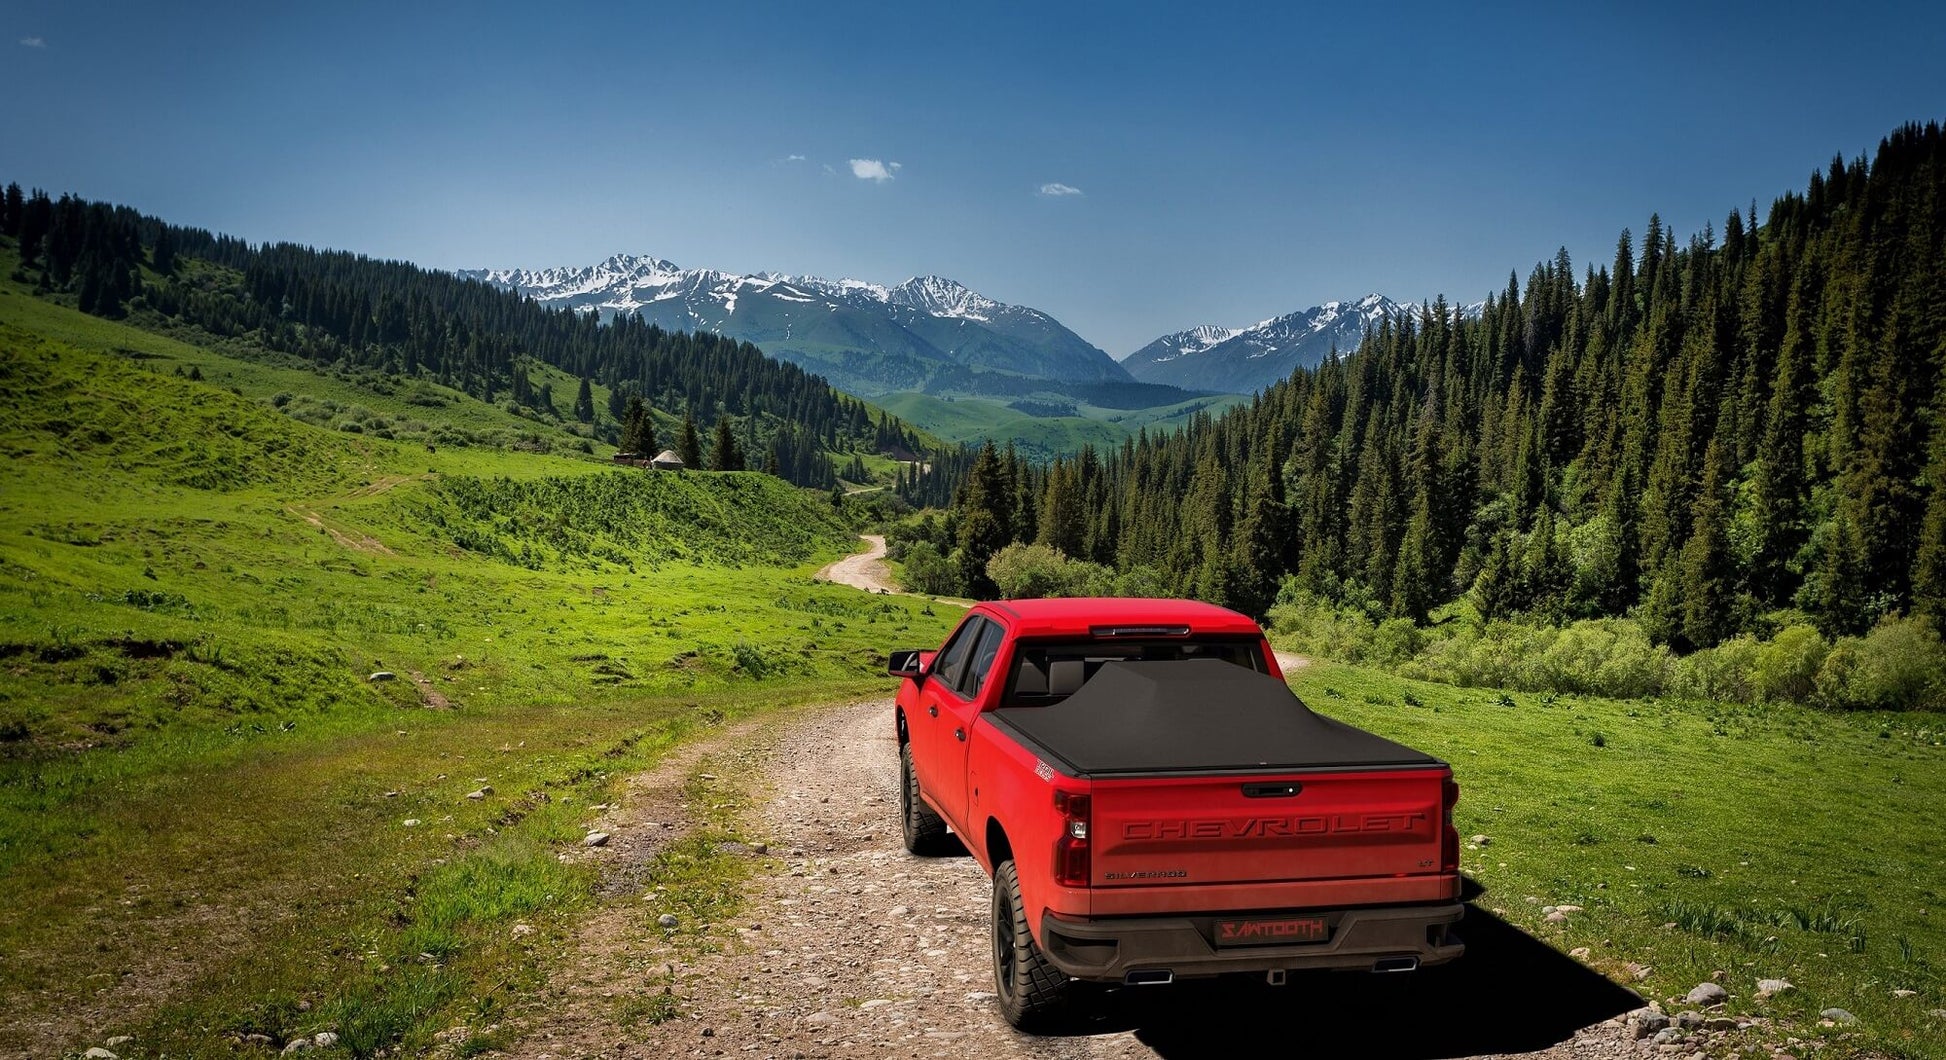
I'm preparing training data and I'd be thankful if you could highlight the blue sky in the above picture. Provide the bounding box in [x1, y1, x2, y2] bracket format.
[4, 2, 1943, 355]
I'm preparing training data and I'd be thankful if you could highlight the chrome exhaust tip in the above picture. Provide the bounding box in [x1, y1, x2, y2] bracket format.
[1123, 968, 1174, 986]
[1372, 956, 1419, 973]
[1266, 969, 1287, 986]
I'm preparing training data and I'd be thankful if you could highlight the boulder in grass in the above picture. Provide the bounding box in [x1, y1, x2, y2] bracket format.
[1686, 982, 1728, 1005]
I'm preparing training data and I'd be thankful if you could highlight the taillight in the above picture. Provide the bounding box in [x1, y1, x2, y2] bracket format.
[1053, 790, 1091, 887]
[1440, 777, 1461, 873]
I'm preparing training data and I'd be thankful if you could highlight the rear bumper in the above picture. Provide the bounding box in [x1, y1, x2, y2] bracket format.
[1037, 902, 1464, 982]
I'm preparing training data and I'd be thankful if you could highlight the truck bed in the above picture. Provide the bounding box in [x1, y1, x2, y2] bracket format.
[986, 659, 1441, 777]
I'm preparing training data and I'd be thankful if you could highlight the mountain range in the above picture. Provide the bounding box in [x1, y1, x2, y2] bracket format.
[459, 255, 1131, 397]
[463, 255, 1444, 400]
[1119, 294, 1417, 393]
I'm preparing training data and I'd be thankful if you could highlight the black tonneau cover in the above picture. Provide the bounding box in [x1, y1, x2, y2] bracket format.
[987, 659, 1440, 777]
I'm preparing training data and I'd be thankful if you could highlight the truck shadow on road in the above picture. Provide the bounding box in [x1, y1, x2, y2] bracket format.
[1046, 900, 1643, 1058]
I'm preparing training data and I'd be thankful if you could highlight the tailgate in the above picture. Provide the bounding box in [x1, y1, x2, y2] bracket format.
[1088, 768, 1448, 888]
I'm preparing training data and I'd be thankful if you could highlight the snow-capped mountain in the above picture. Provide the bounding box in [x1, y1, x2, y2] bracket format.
[459, 255, 1131, 397]
[1122, 294, 1415, 393]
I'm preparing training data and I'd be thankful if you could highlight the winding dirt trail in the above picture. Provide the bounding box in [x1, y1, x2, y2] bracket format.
[815, 534, 903, 596]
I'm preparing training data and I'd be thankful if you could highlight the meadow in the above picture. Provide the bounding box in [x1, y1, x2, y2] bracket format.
[1281, 658, 1944, 1057]
[0, 288, 960, 1055]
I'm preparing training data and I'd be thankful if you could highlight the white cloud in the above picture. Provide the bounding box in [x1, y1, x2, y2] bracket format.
[1038, 182, 1083, 197]
[849, 158, 902, 183]
[19, 36, 46, 48]
[785, 153, 806, 162]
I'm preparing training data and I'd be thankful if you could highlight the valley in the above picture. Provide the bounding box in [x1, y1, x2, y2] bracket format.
[2, 109, 1943, 1060]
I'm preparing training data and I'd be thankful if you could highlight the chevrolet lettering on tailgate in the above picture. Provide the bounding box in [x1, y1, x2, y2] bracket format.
[1123, 812, 1429, 840]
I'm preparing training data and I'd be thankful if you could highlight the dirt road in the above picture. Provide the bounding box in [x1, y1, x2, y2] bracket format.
[504, 701, 1669, 1060]
[815, 534, 902, 596]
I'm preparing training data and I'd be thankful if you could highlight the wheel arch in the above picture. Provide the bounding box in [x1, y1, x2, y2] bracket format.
[985, 817, 1012, 874]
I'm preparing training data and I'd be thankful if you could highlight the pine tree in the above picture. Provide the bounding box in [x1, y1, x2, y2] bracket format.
[1518, 507, 1570, 621]
[710, 418, 743, 471]
[151, 224, 176, 274]
[1036, 462, 1085, 558]
[1677, 440, 1736, 650]
[574, 377, 595, 423]
[620, 396, 648, 454]
[1915, 435, 1946, 618]
[1470, 532, 1518, 621]
[955, 442, 1011, 598]
[678, 413, 703, 468]
[1807, 514, 1871, 639]
[1233, 464, 1291, 620]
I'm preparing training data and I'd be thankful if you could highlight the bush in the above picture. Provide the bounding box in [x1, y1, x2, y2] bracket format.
[1753, 624, 1827, 703]
[1526, 619, 1672, 699]
[1267, 598, 1378, 664]
[1673, 635, 1764, 703]
[1816, 616, 1946, 710]
[985, 543, 1108, 599]
[1368, 618, 1424, 668]
[897, 542, 960, 596]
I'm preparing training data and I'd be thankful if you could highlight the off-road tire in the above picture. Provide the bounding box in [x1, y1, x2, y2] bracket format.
[992, 859, 1072, 1029]
[899, 742, 952, 855]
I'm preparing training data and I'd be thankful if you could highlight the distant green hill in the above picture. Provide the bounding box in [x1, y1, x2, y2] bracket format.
[877, 389, 1250, 460]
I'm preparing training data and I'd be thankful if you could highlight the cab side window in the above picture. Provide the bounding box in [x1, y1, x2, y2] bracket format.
[931, 617, 984, 693]
[961, 620, 1007, 699]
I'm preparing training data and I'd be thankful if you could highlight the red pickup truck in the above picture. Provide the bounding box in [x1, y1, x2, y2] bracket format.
[888, 597, 1463, 1028]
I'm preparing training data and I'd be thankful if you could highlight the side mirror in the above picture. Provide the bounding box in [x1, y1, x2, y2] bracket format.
[888, 648, 927, 680]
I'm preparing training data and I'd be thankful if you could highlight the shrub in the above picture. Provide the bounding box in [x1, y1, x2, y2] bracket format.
[1267, 598, 1377, 664]
[897, 542, 959, 596]
[1368, 618, 1424, 668]
[1818, 616, 1946, 710]
[1524, 619, 1672, 698]
[985, 543, 1107, 599]
[1673, 634, 1764, 703]
[1753, 623, 1827, 703]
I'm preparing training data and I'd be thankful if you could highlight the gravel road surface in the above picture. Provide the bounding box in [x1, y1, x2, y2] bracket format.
[496, 700, 1725, 1060]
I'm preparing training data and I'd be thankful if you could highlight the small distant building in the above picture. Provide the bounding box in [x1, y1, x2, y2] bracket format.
[611, 451, 646, 467]
[650, 449, 685, 471]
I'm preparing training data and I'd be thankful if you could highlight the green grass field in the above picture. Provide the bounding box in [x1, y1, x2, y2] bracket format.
[1282, 658, 1945, 1057]
[0, 287, 960, 1056]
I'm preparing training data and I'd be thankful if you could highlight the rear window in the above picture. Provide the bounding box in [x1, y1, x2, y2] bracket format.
[1002, 636, 1267, 706]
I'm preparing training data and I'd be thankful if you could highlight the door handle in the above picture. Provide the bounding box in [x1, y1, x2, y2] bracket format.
[954, 728, 966, 742]
[927, 705, 939, 717]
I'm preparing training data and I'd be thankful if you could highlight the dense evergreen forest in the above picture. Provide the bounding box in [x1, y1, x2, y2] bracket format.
[903, 122, 1946, 649]
[0, 184, 928, 488]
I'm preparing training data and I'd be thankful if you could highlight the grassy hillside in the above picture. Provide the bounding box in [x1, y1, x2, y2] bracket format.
[878, 389, 1251, 459]
[0, 291, 959, 1056]
[1284, 659, 1944, 1058]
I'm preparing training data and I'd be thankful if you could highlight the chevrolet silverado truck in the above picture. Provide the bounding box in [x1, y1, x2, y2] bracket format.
[888, 597, 1463, 1029]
